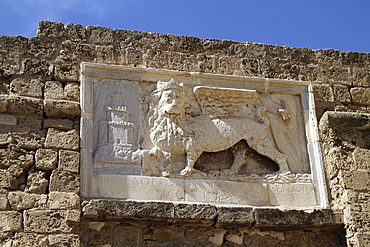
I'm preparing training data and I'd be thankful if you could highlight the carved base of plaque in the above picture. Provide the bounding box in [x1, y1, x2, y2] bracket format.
[91, 174, 318, 207]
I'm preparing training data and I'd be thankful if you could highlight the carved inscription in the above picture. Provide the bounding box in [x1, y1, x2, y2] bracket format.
[268, 183, 317, 206]
[93, 175, 184, 201]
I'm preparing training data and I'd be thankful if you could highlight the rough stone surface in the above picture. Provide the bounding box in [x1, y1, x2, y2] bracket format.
[24, 171, 48, 194]
[13, 233, 49, 247]
[24, 209, 80, 233]
[43, 118, 74, 130]
[48, 192, 80, 210]
[44, 99, 80, 120]
[8, 192, 47, 210]
[48, 234, 80, 247]
[35, 148, 58, 170]
[49, 168, 80, 193]
[58, 149, 79, 173]
[44, 128, 79, 150]
[10, 78, 43, 98]
[351, 87, 370, 105]
[0, 211, 22, 232]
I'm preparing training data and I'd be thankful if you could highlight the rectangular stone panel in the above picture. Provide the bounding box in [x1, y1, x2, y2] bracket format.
[92, 175, 185, 201]
[81, 63, 328, 208]
[185, 179, 268, 205]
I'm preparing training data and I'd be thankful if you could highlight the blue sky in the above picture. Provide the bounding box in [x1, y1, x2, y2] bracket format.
[0, 0, 369, 52]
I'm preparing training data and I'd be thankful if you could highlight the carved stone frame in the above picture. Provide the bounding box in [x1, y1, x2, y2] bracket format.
[80, 62, 329, 209]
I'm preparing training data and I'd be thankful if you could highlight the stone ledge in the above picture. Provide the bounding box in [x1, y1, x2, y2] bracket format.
[320, 111, 370, 130]
[81, 199, 343, 227]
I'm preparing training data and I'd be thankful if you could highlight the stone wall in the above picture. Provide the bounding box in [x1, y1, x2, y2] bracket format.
[0, 20, 369, 246]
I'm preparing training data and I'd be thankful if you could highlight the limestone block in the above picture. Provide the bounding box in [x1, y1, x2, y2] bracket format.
[49, 169, 80, 193]
[59, 149, 79, 173]
[333, 84, 351, 103]
[353, 148, 370, 170]
[0, 126, 11, 146]
[2, 146, 34, 169]
[48, 192, 80, 210]
[217, 206, 254, 225]
[64, 82, 80, 101]
[268, 183, 318, 207]
[113, 226, 141, 246]
[35, 148, 58, 171]
[339, 170, 370, 190]
[0, 53, 20, 76]
[153, 226, 184, 242]
[7, 96, 43, 116]
[48, 234, 80, 247]
[21, 58, 52, 76]
[87, 26, 114, 44]
[0, 114, 16, 125]
[0, 169, 24, 190]
[82, 200, 175, 219]
[24, 171, 48, 194]
[16, 115, 43, 129]
[54, 57, 79, 82]
[10, 78, 43, 98]
[0, 211, 22, 232]
[0, 95, 8, 112]
[24, 209, 79, 233]
[28, 37, 58, 59]
[96, 45, 117, 64]
[13, 233, 48, 247]
[37, 21, 66, 38]
[13, 128, 45, 150]
[44, 99, 80, 120]
[208, 230, 226, 246]
[44, 81, 64, 99]
[43, 118, 74, 130]
[174, 203, 217, 220]
[8, 192, 47, 210]
[312, 84, 334, 102]
[44, 128, 79, 150]
[0, 35, 28, 53]
[351, 87, 370, 105]
[0, 193, 8, 210]
[352, 67, 370, 87]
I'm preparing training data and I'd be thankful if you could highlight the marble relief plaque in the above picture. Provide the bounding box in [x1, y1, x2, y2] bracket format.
[81, 63, 328, 209]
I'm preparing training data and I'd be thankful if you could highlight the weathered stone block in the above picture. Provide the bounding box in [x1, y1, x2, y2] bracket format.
[48, 192, 80, 210]
[43, 118, 74, 130]
[353, 148, 370, 170]
[339, 170, 370, 190]
[44, 99, 80, 120]
[0, 113, 16, 126]
[44, 128, 79, 150]
[351, 87, 370, 105]
[0, 53, 20, 76]
[13, 128, 45, 150]
[64, 82, 80, 101]
[0, 211, 22, 232]
[7, 96, 43, 115]
[28, 36, 58, 59]
[10, 78, 43, 98]
[44, 81, 64, 99]
[48, 234, 80, 247]
[13, 233, 48, 247]
[0, 193, 8, 210]
[325, 148, 351, 179]
[174, 203, 217, 220]
[15, 115, 43, 129]
[35, 148, 58, 171]
[217, 206, 254, 225]
[24, 209, 79, 233]
[21, 58, 52, 76]
[352, 67, 370, 87]
[82, 200, 175, 219]
[59, 149, 79, 173]
[37, 21, 66, 38]
[312, 84, 334, 102]
[24, 171, 48, 194]
[49, 169, 80, 193]
[0, 169, 24, 190]
[0, 95, 8, 112]
[87, 26, 114, 44]
[8, 192, 47, 210]
[54, 57, 79, 82]
[113, 226, 141, 246]
[333, 84, 351, 103]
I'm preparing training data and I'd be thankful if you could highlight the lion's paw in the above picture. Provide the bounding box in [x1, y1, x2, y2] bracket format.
[180, 167, 193, 177]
